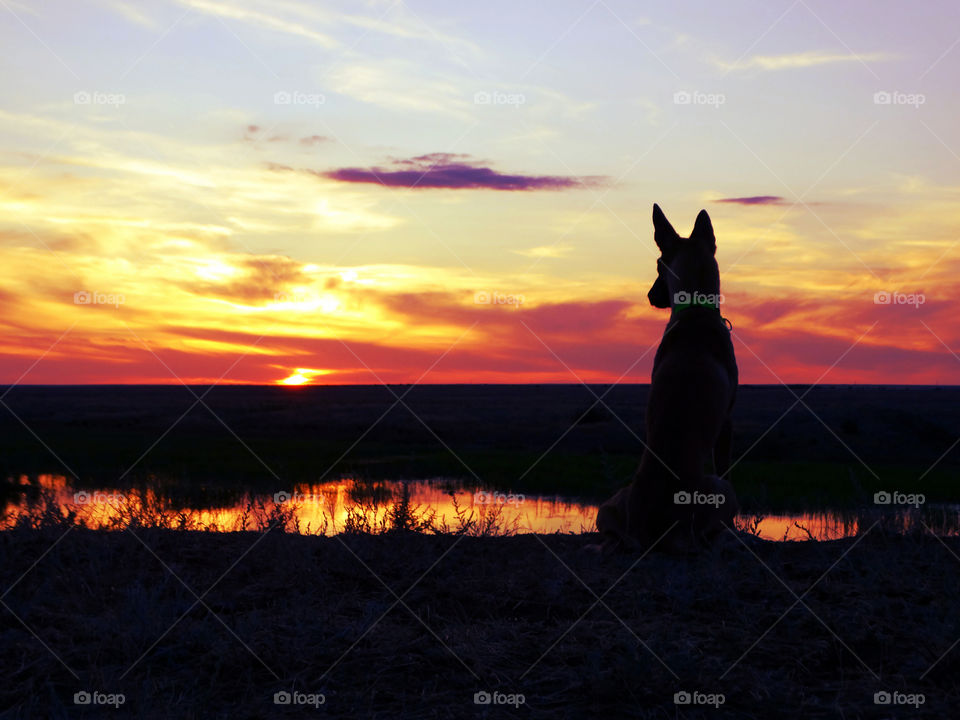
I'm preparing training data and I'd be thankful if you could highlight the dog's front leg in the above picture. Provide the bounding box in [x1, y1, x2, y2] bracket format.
[713, 416, 733, 479]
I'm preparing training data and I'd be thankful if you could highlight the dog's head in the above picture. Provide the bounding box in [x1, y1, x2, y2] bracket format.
[647, 204, 720, 309]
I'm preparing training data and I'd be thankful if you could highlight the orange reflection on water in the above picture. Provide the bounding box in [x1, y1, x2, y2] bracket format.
[256, 481, 599, 534]
[749, 513, 861, 541]
[4, 475, 956, 539]
[2, 476, 599, 535]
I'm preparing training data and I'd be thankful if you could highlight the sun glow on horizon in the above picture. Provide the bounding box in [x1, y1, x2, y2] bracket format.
[278, 368, 333, 386]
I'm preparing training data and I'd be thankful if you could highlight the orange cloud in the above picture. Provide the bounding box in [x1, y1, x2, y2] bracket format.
[2, 119, 959, 387]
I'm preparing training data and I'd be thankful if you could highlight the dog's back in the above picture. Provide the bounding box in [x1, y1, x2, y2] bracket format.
[629, 307, 738, 547]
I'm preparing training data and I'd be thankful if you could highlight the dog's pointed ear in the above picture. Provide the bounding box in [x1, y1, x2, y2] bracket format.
[691, 209, 716, 254]
[652, 203, 678, 251]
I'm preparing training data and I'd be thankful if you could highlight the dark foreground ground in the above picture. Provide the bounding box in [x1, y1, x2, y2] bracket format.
[2, 527, 958, 719]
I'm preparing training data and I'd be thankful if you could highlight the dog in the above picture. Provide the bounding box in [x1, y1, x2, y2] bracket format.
[592, 204, 738, 553]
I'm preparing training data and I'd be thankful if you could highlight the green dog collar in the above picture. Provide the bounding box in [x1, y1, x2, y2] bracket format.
[672, 298, 719, 312]
[671, 300, 732, 331]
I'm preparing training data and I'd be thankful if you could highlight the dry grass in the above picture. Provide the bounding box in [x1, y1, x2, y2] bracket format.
[7, 480, 524, 539]
[2, 522, 959, 718]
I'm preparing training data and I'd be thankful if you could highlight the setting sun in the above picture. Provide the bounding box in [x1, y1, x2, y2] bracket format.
[279, 368, 331, 386]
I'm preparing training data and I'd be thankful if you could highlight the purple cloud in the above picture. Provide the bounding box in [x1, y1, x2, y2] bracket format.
[716, 195, 785, 206]
[321, 153, 603, 191]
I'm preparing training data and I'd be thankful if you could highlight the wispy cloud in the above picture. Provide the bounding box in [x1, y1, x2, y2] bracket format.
[324, 60, 472, 117]
[716, 195, 785, 206]
[179, 0, 339, 47]
[94, 0, 163, 30]
[716, 50, 892, 72]
[172, 0, 482, 56]
[513, 245, 573, 258]
[242, 125, 328, 147]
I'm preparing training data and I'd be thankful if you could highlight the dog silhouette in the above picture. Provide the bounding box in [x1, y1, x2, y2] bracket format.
[593, 204, 739, 553]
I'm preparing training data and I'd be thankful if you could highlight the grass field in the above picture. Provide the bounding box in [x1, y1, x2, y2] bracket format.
[2, 523, 957, 718]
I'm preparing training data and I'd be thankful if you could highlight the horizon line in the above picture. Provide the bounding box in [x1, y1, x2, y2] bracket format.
[0, 383, 955, 388]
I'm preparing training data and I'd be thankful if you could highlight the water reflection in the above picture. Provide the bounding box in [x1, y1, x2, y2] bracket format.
[2, 475, 597, 535]
[3, 474, 957, 539]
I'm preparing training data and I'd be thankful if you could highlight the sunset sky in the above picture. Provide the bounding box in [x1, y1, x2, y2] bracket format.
[1, 0, 959, 384]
